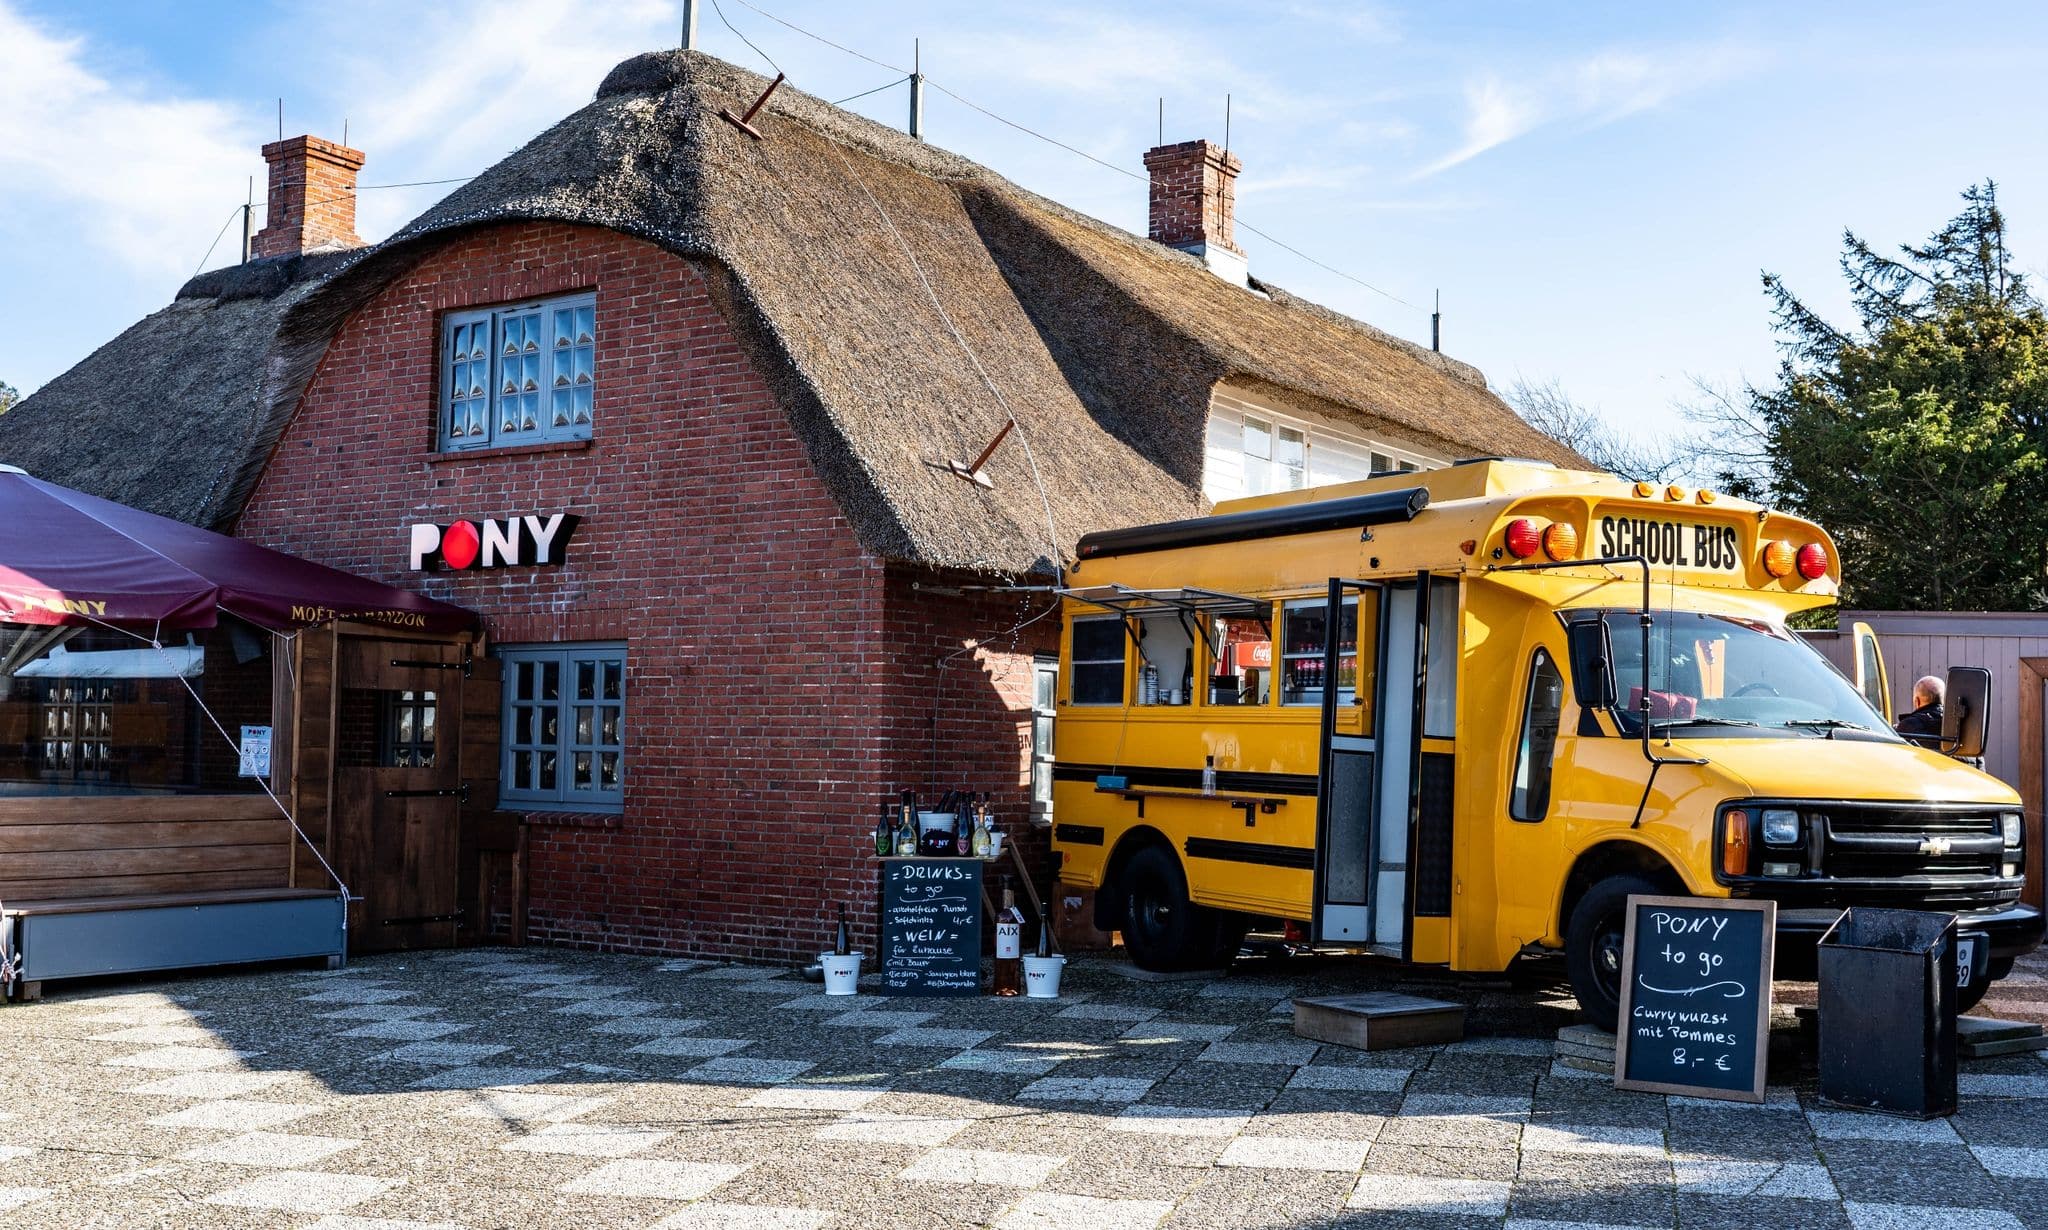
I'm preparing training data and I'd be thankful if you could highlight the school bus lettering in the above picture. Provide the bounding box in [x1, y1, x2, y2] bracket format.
[1052, 459, 2039, 1034]
[1597, 516, 1740, 571]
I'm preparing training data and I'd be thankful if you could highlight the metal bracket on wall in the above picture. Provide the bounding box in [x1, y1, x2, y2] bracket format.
[382, 784, 470, 803]
[389, 656, 473, 678]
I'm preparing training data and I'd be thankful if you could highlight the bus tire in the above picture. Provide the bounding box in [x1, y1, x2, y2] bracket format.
[1566, 873, 1661, 1032]
[1119, 846, 1216, 971]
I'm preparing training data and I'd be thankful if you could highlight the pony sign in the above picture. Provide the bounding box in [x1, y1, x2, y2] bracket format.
[1614, 894, 1776, 1103]
[408, 514, 579, 572]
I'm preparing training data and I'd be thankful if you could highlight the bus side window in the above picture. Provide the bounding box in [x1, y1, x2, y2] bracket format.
[1071, 617, 1127, 705]
[1207, 612, 1273, 706]
[1510, 648, 1565, 822]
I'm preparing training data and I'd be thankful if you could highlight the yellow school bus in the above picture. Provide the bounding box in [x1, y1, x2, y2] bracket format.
[1051, 458, 2041, 1027]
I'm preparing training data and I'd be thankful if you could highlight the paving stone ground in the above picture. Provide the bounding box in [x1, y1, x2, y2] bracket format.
[0, 944, 2042, 1228]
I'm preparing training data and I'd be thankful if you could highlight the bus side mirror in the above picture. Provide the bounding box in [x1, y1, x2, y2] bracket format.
[1944, 666, 1991, 760]
[1567, 620, 1618, 710]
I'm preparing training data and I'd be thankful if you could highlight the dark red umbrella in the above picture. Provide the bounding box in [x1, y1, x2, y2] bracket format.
[0, 466, 476, 633]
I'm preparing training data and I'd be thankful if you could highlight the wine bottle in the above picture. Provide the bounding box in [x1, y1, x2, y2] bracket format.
[971, 801, 991, 858]
[954, 798, 972, 856]
[874, 802, 893, 857]
[834, 902, 852, 956]
[992, 884, 1024, 996]
[1035, 909, 1053, 958]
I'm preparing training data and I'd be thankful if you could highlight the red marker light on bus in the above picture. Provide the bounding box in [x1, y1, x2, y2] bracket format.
[1762, 540, 1795, 578]
[1796, 542, 1829, 580]
[1542, 523, 1578, 561]
[1504, 518, 1541, 559]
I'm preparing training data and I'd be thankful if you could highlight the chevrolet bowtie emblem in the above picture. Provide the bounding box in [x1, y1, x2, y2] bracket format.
[1918, 837, 1953, 857]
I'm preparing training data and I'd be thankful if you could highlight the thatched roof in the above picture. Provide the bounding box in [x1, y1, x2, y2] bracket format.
[5, 50, 1576, 573]
[0, 252, 349, 528]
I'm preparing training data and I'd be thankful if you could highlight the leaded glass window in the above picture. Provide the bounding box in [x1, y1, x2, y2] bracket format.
[498, 642, 624, 812]
[440, 292, 596, 451]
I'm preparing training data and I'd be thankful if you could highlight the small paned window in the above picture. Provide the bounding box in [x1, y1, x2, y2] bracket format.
[1070, 618, 1126, 706]
[1280, 598, 1358, 706]
[440, 293, 596, 451]
[1031, 657, 1057, 820]
[380, 690, 438, 768]
[38, 680, 117, 782]
[1510, 649, 1565, 821]
[1242, 414, 1307, 495]
[499, 642, 625, 812]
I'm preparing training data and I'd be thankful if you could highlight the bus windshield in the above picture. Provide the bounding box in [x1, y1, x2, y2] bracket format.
[1577, 610, 1900, 742]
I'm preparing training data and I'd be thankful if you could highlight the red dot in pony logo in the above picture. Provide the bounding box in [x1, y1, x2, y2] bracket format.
[440, 521, 481, 569]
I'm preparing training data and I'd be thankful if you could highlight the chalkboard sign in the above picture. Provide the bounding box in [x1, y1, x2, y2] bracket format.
[1614, 895, 1776, 1103]
[879, 858, 984, 997]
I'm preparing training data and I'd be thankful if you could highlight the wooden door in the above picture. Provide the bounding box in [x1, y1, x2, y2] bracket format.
[335, 637, 467, 952]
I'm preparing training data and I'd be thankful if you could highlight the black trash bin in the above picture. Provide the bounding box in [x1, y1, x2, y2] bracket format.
[1817, 907, 1958, 1118]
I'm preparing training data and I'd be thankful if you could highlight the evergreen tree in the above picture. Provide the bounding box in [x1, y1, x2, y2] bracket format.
[1706, 183, 2048, 610]
[0, 381, 16, 415]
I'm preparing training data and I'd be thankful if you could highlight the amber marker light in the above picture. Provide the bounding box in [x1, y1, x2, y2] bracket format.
[1696, 490, 1717, 504]
[1633, 481, 1657, 498]
[1504, 518, 1541, 559]
[1542, 522, 1578, 561]
[1762, 540, 1795, 578]
[1723, 809, 1752, 877]
[1665, 485, 1688, 502]
[1796, 542, 1830, 580]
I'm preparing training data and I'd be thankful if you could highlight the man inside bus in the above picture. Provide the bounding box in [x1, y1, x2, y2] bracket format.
[1895, 675, 1945, 747]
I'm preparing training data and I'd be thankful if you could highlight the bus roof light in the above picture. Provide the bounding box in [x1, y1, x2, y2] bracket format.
[1796, 542, 1830, 580]
[1762, 540, 1795, 578]
[1665, 485, 1688, 502]
[1542, 522, 1577, 561]
[1504, 518, 1541, 559]
[1696, 490, 1717, 504]
[1632, 481, 1657, 498]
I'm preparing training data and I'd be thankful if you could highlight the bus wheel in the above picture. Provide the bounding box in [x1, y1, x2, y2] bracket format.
[1566, 874, 1660, 1032]
[1119, 846, 1212, 971]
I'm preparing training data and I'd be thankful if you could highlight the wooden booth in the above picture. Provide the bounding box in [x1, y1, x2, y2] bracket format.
[0, 468, 505, 999]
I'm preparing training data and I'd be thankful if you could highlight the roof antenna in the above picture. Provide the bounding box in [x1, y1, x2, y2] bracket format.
[1157, 97, 1163, 146]
[909, 38, 924, 140]
[1223, 93, 1231, 154]
[718, 72, 785, 140]
[1431, 290, 1441, 352]
[681, 0, 698, 49]
[342, 117, 349, 146]
[276, 98, 283, 142]
[240, 176, 253, 265]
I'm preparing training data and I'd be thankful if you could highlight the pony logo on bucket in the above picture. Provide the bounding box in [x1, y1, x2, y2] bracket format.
[408, 514, 580, 571]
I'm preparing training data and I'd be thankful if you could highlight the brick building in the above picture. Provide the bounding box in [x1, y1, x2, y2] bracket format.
[3, 50, 1574, 961]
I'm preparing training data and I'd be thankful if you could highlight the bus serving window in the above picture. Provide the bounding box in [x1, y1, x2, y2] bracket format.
[1070, 617, 1127, 706]
[1206, 612, 1272, 706]
[1510, 649, 1564, 821]
[1281, 598, 1358, 706]
[1134, 613, 1195, 705]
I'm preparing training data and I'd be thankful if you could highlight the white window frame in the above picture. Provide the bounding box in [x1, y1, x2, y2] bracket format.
[440, 292, 597, 452]
[1030, 656, 1056, 821]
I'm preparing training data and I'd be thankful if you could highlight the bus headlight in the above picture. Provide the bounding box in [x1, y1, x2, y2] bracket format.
[1761, 808, 1802, 845]
[2002, 813, 2023, 848]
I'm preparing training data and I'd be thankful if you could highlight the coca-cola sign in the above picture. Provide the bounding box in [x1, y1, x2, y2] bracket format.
[407, 513, 579, 571]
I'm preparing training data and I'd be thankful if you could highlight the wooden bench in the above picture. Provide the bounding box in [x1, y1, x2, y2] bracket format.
[0, 796, 347, 1000]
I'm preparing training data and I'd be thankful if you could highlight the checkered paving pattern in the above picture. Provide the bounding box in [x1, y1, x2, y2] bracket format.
[0, 946, 2041, 1228]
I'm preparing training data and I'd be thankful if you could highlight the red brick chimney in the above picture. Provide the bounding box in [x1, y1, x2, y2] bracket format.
[1143, 138, 1246, 284]
[252, 134, 366, 259]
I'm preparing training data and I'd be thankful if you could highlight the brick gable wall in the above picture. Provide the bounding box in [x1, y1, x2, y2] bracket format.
[236, 220, 1054, 961]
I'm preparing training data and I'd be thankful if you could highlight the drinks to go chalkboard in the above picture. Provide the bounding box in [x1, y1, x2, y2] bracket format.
[833, 902, 851, 957]
[992, 885, 1024, 996]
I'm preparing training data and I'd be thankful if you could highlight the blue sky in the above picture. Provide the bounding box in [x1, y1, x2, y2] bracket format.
[6, 0, 2048, 445]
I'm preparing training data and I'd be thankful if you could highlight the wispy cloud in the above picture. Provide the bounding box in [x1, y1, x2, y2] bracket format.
[0, 1, 255, 278]
[1410, 41, 1768, 180]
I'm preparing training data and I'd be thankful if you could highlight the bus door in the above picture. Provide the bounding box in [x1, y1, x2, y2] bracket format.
[1312, 575, 1436, 956]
